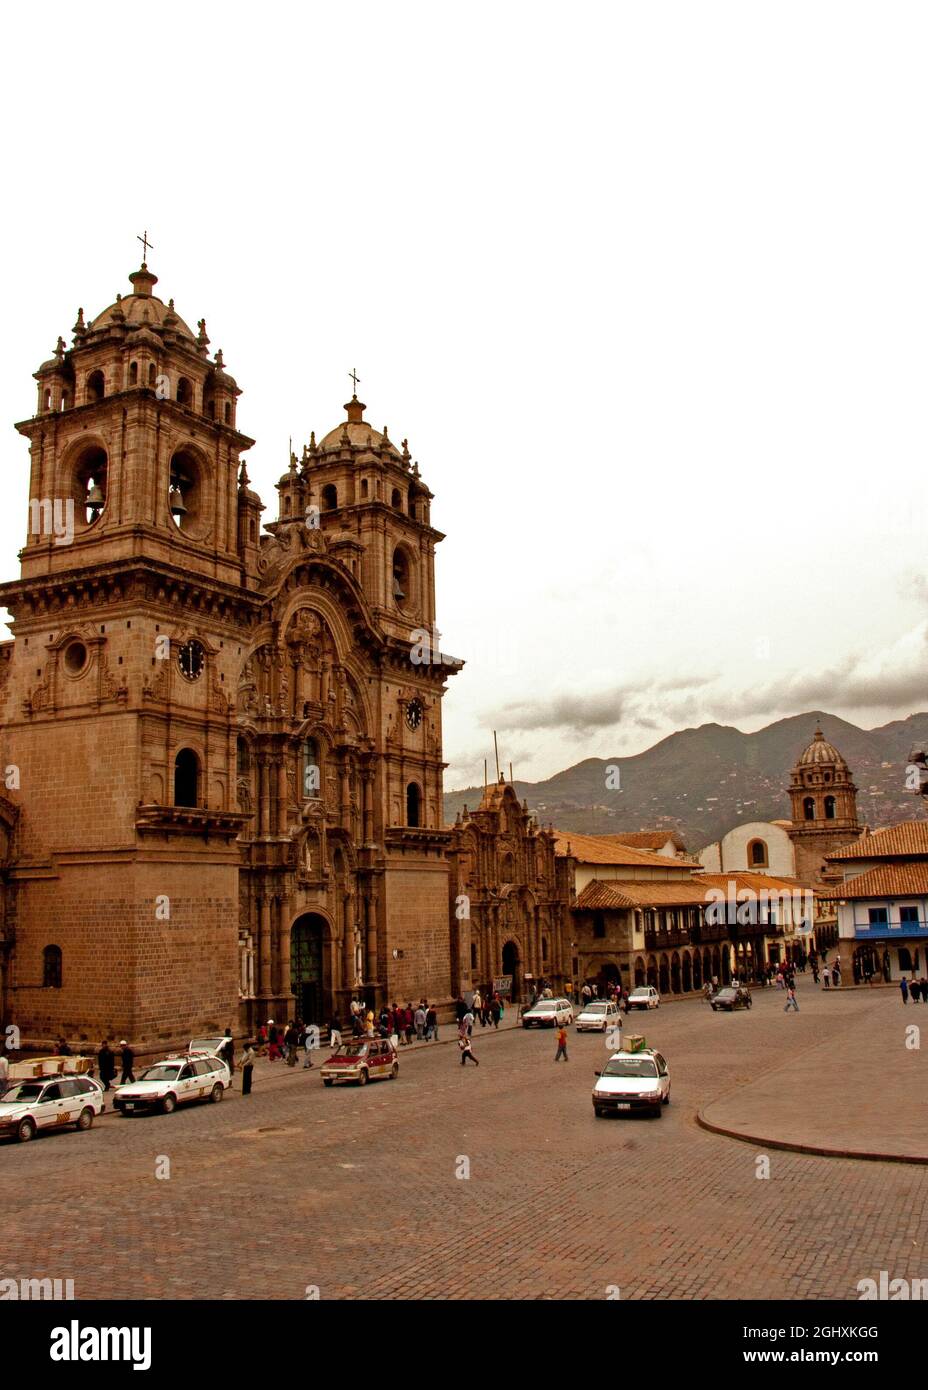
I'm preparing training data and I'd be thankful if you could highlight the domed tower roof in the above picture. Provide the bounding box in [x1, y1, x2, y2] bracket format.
[317, 395, 402, 456]
[796, 725, 848, 770]
[86, 265, 198, 342]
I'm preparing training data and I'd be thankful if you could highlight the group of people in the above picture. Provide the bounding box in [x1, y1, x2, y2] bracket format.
[900, 977, 928, 1004]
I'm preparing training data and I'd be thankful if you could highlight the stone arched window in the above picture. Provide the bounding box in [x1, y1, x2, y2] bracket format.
[129, 361, 138, 386]
[302, 737, 321, 797]
[824, 795, 836, 820]
[406, 782, 421, 827]
[86, 369, 105, 403]
[803, 796, 815, 821]
[174, 748, 200, 807]
[321, 484, 338, 511]
[176, 376, 193, 406]
[43, 944, 62, 989]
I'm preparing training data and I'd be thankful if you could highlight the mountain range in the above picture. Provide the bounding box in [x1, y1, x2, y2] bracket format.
[442, 711, 928, 850]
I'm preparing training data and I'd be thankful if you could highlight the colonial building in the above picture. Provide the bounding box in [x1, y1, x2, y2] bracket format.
[821, 821, 928, 983]
[0, 258, 462, 1048]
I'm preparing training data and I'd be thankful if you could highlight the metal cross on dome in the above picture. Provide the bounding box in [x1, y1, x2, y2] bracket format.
[137, 230, 154, 264]
[349, 367, 361, 395]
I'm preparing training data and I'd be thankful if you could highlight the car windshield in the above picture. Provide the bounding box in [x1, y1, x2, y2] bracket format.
[532, 1003, 557, 1011]
[585, 1003, 608, 1013]
[1, 1083, 44, 1103]
[337, 1043, 368, 1057]
[138, 1064, 181, 1082]
[716, 989, 736, 998]
[601, 1057, 659, 1078]
[629, 990, 649, 998]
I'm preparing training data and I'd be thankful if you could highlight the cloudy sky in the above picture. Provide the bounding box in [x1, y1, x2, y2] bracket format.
[1, 2, 925, 788]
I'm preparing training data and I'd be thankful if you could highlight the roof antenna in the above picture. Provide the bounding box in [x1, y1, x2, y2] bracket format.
[509, 761, 513, 785]
[493, 730, 500, 781]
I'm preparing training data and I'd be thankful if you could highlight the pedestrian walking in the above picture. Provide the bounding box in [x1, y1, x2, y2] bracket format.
[784, 986, 799, 1013]
[490, 996, 501, 1029]
[302, 1021, 316, 1068]
[97, 1040, 116, 1091]
[414, 1004, 426, 1040]
[241, 1042, 256, 1096]
[458, 1032, 479, 1066]
[900, 978, 909, 1004]
[473, 989, 483, 1026]
[462, 1007, 475, 1037]
[56, 1037, 72, 1057]
[118, 1040, 135, 1085]
[554, 1024, 569, 1062]
[581, 982, 592, 1008]
[822, 969, 830, 989]
[425, 1005, 438, 1041]
[267, 1020, 280, 1060]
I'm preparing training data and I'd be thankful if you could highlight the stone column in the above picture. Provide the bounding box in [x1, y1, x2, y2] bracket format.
[258, 894, 271, 999]
[276, 753, 289, 834]
[277, 894, 291, 1002]
[259, 757, 270, 837]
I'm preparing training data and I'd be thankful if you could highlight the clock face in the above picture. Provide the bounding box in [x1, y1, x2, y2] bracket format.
[405, 699, 423, 731]
[177, 639, 205, 682]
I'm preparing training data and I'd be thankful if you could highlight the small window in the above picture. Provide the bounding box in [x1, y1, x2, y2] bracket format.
[43, 944, 62, 989]
[748, 838, 768, 867]
[86, 370, 105, 403]
[803, 796, 815, 821]
[129, 361, 138, 386]
[593, 912, 605, 939]
[868, 907, 889, 926]
[176, 377, 192, 406]
[900, 905, 919, 925]
[391, 488, 402, 509]
[321, 484, 338, 511]
[470, 942, 478, 969]
[148, 363, 157, 387]
[174, 748, 199, 807]
[361, 479, 369, 499]
[824, 795, 836, 820]
[406, 782, 421, 827]
[302, 738, 320, 797]
[224, 402, 232, 424]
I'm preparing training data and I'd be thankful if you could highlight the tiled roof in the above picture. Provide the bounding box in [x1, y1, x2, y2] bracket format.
[576, 879, 713, 910]
[825, 821, 928, 862]
[819, 863, 928, 901]
[695, 871, 815, 895]
[608, 830, 687, 851]
[554, 830, 696, 869]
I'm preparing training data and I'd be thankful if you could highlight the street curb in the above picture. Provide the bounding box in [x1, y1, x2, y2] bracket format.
[695, 1109, 928, 1166]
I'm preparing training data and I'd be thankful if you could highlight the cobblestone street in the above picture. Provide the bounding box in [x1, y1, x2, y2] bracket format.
[2, 984, 926, 1301]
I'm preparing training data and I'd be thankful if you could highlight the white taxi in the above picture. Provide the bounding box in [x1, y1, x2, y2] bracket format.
[592, 1048, 671, 1118]
[627, 986, 660, 1010]
[113, 1055, 230, 1116]
[521, 997, 573, 1027]
[575, 999, 621, 1032]
[0, 1076, 105, 1143]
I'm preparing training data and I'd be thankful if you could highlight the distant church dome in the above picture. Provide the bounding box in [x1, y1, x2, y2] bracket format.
[797, 726, 847, 769]
[88, 265, 197, 341]
[317, 395, 401, 455]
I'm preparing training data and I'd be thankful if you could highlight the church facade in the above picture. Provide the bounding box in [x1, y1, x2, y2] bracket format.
[0, 260, 469, 1049]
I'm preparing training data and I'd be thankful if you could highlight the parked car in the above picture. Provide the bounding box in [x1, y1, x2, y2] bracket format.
[575, 999, 621, 1033]
[321, 1039, 398, 1086]
[709, 986, 752, 1012]
[627, 986, 660, 1010]
[592, 1049, 671, 1117]
[113, 1056, 231, 1115]
[521, 998, 574, 1027]
[0, 1076, 105, 1142]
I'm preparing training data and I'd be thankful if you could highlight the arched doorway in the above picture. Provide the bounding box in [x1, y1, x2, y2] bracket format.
[692, 951, 702, 990]
[291, 913, 328, 1025]
[502, 939, 522, 1002]
[600, 962, 621, 997]
[659, 957, 670, 995]
[670, 952, 681, 994]
[646, 954, 658, 989]
[634, 956, 645, 987]
[682, 952, 692, 993]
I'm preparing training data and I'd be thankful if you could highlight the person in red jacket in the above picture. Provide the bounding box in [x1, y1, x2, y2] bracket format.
[554, 1025, 568, 1062]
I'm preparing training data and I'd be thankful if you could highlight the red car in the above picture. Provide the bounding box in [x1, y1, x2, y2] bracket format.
[320, 1039, 399, 1087]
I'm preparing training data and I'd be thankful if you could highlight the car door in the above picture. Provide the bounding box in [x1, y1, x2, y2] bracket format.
[193, 1059, 215, 1097]
[371, 1042, 389, 1079]
[38, 1081, 72, 1130]
[654, 1053, 669, 1097]
[176, 1063, 198, 1103]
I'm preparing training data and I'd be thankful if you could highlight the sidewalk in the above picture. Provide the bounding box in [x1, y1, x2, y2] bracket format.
[698, 995, 928, 1164]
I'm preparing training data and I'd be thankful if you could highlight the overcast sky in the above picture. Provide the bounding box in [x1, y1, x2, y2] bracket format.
[1, 2, 925, 788]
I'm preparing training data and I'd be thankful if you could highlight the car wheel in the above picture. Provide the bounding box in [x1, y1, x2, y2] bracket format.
[653, 1105, 663, 1118]
[357, 1068, 369, 1086]
[594, 1106, 605, 1118]
[77, 1107, 94, 1131]
[711, 1004, 718, 1011]
[16, 1117, 36, 1143]
[389, 1062, 398, 1079]
[323, 1079, 334, 1087]
[662, 1091, 670, 1105]
[161, 1093, 177, 1114]
[210, 1083, 223, 1103]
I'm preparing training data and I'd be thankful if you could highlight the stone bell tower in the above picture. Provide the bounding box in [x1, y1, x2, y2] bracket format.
[787, 724, 860, 883]
[0, 259, 260, 1048]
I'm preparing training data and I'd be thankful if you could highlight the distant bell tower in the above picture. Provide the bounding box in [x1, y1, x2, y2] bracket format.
[787, 724, 860, 881]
